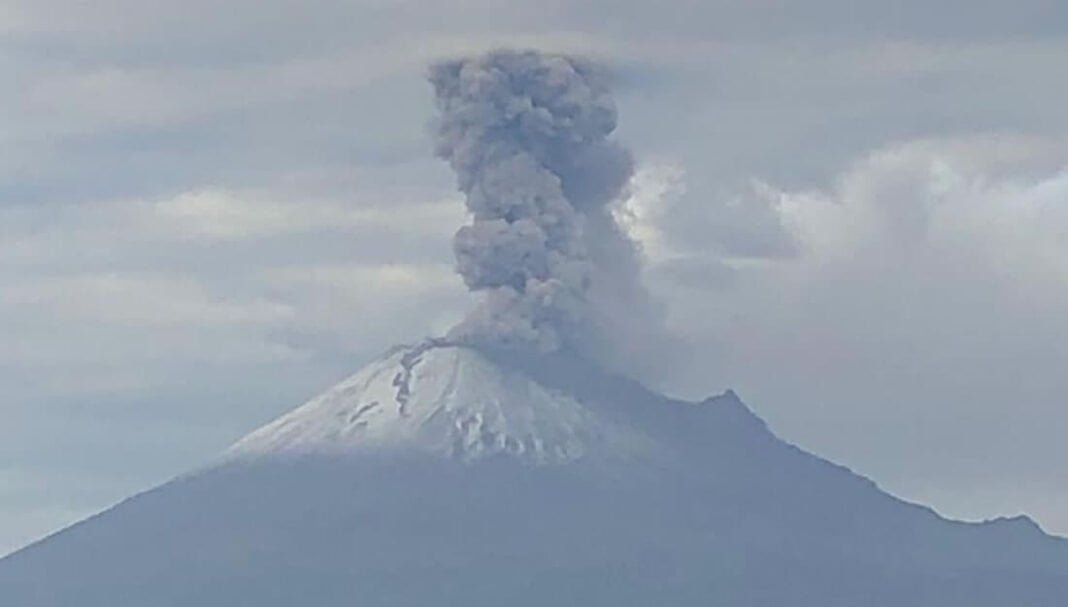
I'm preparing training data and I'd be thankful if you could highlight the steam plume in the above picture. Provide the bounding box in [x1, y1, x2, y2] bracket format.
[429, 49, 669, 370]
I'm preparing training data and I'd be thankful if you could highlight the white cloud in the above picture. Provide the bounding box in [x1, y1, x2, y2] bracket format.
[262, 262, 455, 291]
[0, 187, 465, 385]
[0, 273, 293, 326]
[627, 137, 1068, 533]
[779, 138, 1068, 275]
[615, 161, 686, 261]
[153, 188, 464, 240]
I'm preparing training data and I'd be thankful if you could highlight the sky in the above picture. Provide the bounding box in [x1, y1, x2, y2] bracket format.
[2, 0, 1068, 555]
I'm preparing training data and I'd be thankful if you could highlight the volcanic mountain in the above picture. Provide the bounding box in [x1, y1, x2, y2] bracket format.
[1, 341, 1065, 606]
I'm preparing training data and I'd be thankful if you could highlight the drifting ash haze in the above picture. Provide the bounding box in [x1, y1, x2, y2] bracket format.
[1, 50, 1066, 606]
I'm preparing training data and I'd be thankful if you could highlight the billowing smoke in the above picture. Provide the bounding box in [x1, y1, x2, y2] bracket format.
[429, 49, 672, 371]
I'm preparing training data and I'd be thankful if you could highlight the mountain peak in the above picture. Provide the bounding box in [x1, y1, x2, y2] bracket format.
[227, 341, 657, 464]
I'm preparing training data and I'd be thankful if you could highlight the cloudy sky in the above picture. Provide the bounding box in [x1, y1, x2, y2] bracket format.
[3, 0, 1068, 554]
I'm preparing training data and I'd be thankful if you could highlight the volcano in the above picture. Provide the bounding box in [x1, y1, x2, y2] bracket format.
[1, 341, 1065, 606]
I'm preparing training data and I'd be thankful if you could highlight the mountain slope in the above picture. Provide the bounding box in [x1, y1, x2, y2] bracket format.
[227, 341, 658, 464]
[1, 342, 1065, 606]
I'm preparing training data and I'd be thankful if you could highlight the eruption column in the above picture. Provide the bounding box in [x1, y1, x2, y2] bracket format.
[430, 49, 651, 360]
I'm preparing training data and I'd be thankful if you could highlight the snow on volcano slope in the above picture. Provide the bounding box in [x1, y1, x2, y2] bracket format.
[1, 342, 1067, 607]
[228, 342, 656, 464]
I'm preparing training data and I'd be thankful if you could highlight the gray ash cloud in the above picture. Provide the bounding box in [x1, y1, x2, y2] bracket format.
[429, 49, 670, 369]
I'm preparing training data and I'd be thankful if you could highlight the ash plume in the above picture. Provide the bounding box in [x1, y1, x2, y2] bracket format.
[429, 49, 671, 371]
